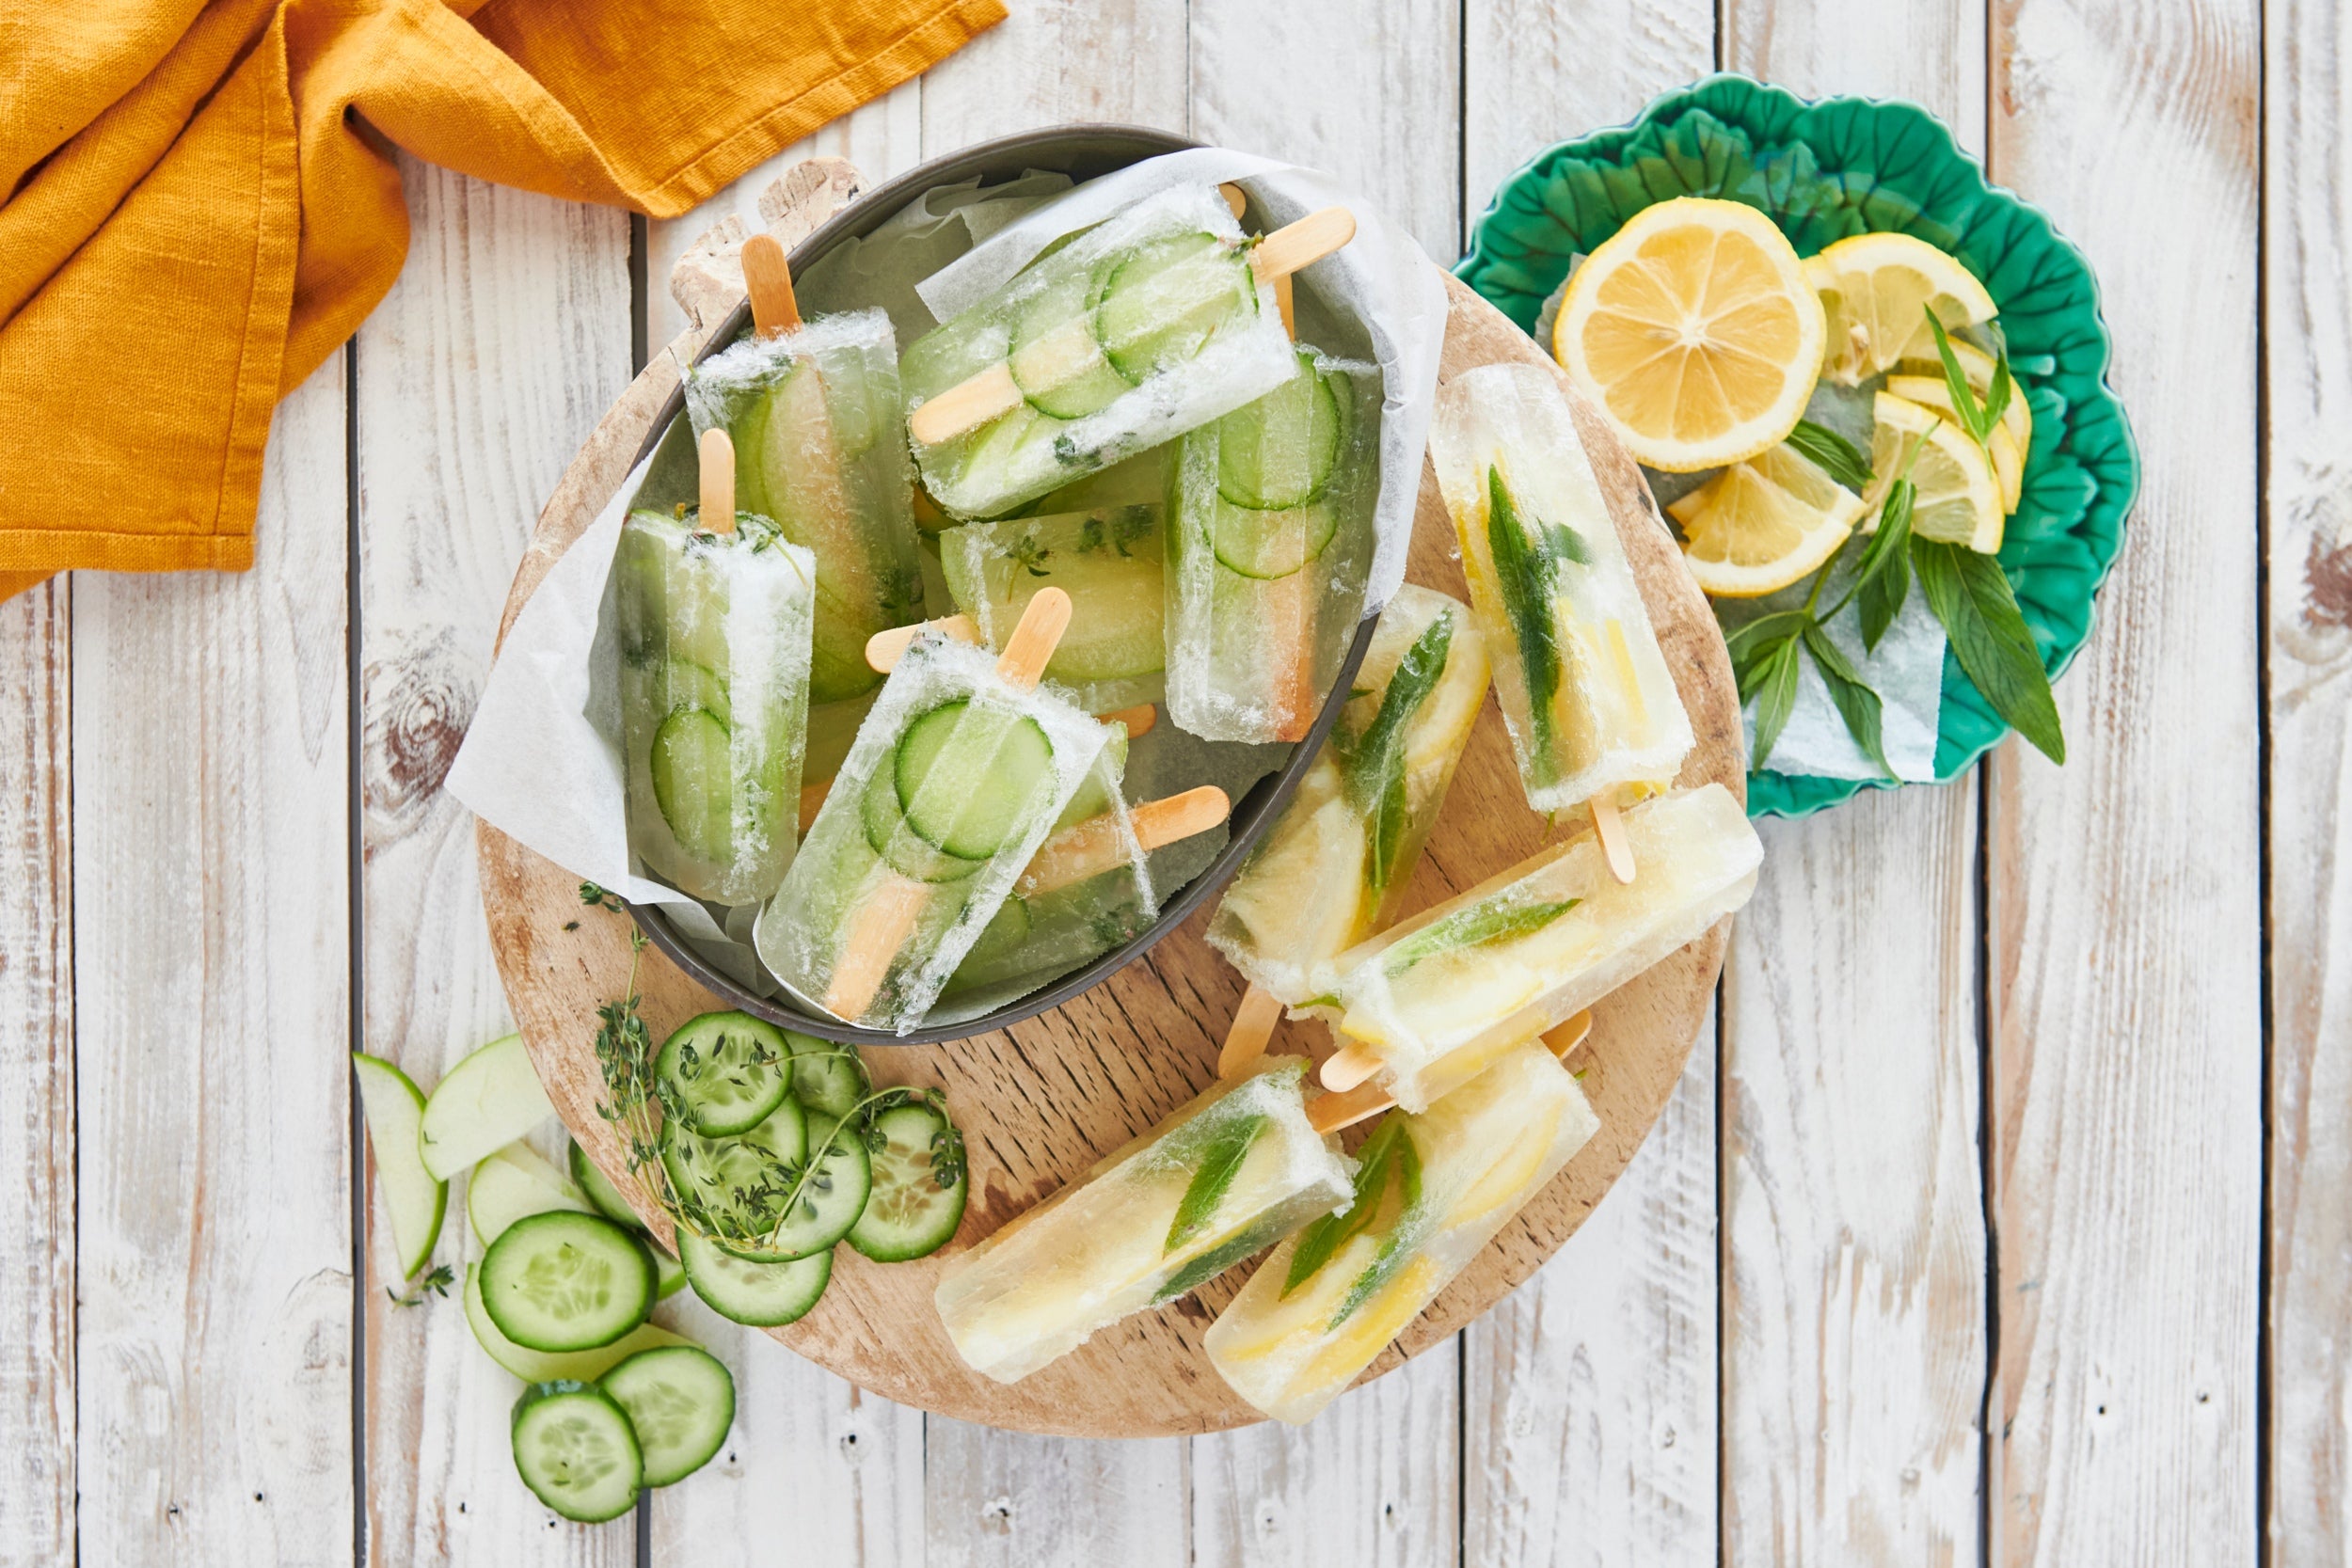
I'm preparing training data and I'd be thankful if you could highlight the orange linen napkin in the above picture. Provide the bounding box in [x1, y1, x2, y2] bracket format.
[0, 0, 1006, 602]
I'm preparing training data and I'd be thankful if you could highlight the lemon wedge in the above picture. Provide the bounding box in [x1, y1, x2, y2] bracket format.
[1666, 443, 1867, 597]
[1867, 392, 2005, 554]
[1804, 231, 1997, 385]
[1552, 198, 1826, 472]
[1889, 337, 2031, 511]
[1883, 373, 2023, 514]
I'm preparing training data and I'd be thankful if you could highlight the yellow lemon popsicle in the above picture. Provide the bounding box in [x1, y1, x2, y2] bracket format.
[933, 1056, 1355, 1385]
[1305, 784, 1761, 1111]
[1205, 1041, 1599, 1424]
[1428, 361, 1693, 819]
[1206, 584, 1491, 1003]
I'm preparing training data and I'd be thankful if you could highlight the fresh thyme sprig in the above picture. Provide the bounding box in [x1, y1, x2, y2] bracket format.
[388, 1263, 455, 1307]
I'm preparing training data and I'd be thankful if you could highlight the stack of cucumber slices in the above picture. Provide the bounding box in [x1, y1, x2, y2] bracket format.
[353, 1013, 967, 1525]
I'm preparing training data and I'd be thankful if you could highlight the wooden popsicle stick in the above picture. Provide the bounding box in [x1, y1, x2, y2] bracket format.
[819, 874, 930, 1022]
[1099, 703, 1157, 739]
[1017, 784, 1230, 900]
[995, 587, 1071, 689]
[1219, 182, 1248, 220]
[797, 777, 831, 836]
[866, 614, 980, 673]
[908, 361, 1023, 447]
[740, 233, 802, 339]
[1308, 1010, 1595, 1135]
[1274, 272, 1296, 340]
[1319, 1042, 1382, 1093]
[796, 703, 1161, 834]
[1216, 985, 1284, 1079]
[1590, 794, 1636, 885]
[1251, 207, 1356, 284]
[698, 428, 736, 534]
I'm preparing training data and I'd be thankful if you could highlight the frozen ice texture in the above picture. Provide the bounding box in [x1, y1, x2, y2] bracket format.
[753, 633, 1114, 1033]
[1305, 784, 1761, 1111]
[1206, 584, 1489, 1002]
[685, 309, 927, 705]
[902, 182, 1299, 521]
[614, 508, 816, 905]
[934, 1056, 1355, 1384]
[1165, 345, 1379, 743]
[940, 504, 1168, 712]
[1428, 361, 1693, 816]
[1205, 1041, 1598, 1424]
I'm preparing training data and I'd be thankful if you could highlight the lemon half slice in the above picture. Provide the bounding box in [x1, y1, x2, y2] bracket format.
[1888, 338, 2031, 512]
[1883, 374, 2023, 514]
[1666, 443, 1867, 597]
[1553, 198, 1826, 472]
[1867, 392, 2004, 554]
[1804, 231, 1997, 385]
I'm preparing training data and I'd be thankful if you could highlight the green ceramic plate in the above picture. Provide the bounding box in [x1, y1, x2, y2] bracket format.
[1456, 74, 2138, 818]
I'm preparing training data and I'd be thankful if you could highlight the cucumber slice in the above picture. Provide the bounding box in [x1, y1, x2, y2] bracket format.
[659, 1096, 806, 1247]
[569, 1138, 643, 1230]
[599, 1345, 736, 1488]
[652, 658, 731, 725]
[950, 895, 1033, 986]
[722, 1113, 870, 1261]
[1216, 353, 1346, 511]
[480, 1211, 657, 1354]
[1095, 231, 1254, 383]
[510, 1381, 643, 1524]
[677, 1229, 832, 1327]
[352, 1053, 445, 1280]
[1009, 271, 1131, 420]
[782, 1032, 868, 1120]
[418, 1033, 555, 1182]
[654, 1010, 793, 1136]
[650, 707, 733, 862]
[859, 765, 985, 884]
[469, 1143, 595, 1247]
[958, 403, 1072, 491]
[847, 1102, 969, 1262]
[1206, 497, 1339, 580]
[894, 700, 1055, 860]
[464, 1264, 690, 1384]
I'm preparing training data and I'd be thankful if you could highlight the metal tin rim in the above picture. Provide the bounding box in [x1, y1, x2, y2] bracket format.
[628, 124, 1382, 1045]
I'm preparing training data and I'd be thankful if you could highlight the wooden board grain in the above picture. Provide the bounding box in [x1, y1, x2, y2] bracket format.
[2263, 0, 2352, 1556]
[476, 263, 1742, 1437]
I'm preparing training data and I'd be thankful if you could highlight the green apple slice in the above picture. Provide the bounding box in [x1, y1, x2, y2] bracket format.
[417, 1033, 554, 1181]
[352, 1053, 446, 1280]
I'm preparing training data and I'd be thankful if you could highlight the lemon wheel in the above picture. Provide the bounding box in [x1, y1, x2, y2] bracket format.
[1552, 198, 1826, 472]
[1665, 443, 1867, 597]
[1804, 231, 1997, 386]
[1867, 392, 2004, 554]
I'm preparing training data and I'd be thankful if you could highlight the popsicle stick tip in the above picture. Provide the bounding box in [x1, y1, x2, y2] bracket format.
[995, 587, 1072, 689]
[820, 875, 929, 1022]
[1319, 1043, 1382, 1093]
[910, 362, 1023, 446]
[741, 233, 802, 338]
[697, 427, 736, 534]
[1216, 985, 1284, 1079]
[866, 614, 979, 673]
[1307, 1081, 1392, 1135]
[1590, 796, 1636, 885]
[1273, 271, 1296, 340]
[1252, 206, 1357, 283]
[1132, 786, 1231, 851]
[1099, 703, 1157, 739]
[1219, 182, 1248, 219]
[1543, 1009, 1593, 1060]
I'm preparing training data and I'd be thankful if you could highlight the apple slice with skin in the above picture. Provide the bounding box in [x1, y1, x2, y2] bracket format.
[417, 1033, 555, 1181]
[353, 1053, 447, 1280]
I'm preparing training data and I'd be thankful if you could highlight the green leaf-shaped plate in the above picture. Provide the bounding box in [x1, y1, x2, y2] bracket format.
[1455, 74, 2138, 818]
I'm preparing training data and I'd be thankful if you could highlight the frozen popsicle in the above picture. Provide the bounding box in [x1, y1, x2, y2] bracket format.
[1306, 783, 1761, 1112]
[933, 1055, 1355, 1384]
[1203, 1039, 1598, 1424]
[615, 428, 817, 905]
[900, 184, 1356, 521]
[1206, 583, 1490, 1004]
[940, 504, 1168, 711]
[753, 589, 1116, 1032]
[684, 239, 926, 706]
[1166, 345, 1381, 742]
[1428, 362, 1694, 850]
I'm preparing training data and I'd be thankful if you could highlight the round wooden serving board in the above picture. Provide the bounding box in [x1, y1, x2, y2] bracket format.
[477, 269, 1744, 1437]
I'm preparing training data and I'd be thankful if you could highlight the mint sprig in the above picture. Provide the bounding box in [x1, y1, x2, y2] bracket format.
[1923, 309, 2014, 451]
[1785, 419, 1873, 493]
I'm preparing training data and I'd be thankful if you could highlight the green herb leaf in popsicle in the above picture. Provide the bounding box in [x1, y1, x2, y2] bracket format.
[1345, 608, 1455, 891]
[1378, 895, 1581, 978]
[1485, 466, 1565, 784]
[1284, 1117, 1406, 1294]
[1326, 1130, 1424, 1330]
[1165, 1112, 1269, 1254]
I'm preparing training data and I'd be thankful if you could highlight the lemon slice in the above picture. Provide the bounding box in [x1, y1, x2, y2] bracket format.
[1665, 443, 1867, 597]
[1552, 198, 1826, 472]
[1216, 770, 1368, 960]
[1867, 392, 2004, 554]
[1804, 232, 1997, 385]
[1883, 374, 2023, 514]
[1890, 338, 2031, 508]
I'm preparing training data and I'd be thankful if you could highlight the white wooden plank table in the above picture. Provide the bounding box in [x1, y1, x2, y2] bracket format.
[0, 0, 2310, 1560]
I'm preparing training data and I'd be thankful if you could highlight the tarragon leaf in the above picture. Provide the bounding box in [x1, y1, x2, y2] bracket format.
[1327, 1132, 1425, 1330]
[1748, 636, 1802, 771]
[1379, 896, 1581, 978]
[1165, 1113, 1268, 1254]
[1912, 537, 2066, 764]
[1485, 466, 1564, 779]
[1285, 1118, 1405, 1295]
[1346, 609, 1455, 890]
[1801, 623, 1892, 779]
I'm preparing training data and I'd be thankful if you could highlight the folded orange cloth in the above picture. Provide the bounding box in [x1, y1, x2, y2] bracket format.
[0, 0, 1006, 602]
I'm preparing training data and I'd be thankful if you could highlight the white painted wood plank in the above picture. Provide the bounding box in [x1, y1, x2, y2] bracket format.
[354, 156, 634, 1566]
[2264, 0, 2352, 1556]
[72, 355, 354, 1565]
[1190, 1313, 1460, 1567]
[1713, 7, 1991, 1562]
[644, 81, 925, 350]
[1188, 0, 1462, 260]
[918, 0, 1188, 151]
[0, 577, 73, 1568]
[927, 1422, 1190, 1567]
[1457, 13, 1719, 1566]
[1987, 2, 2263, 1561]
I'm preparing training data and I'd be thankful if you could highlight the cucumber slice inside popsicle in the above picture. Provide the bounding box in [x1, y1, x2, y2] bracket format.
[650, 707, 733, 861]
[860, 766, 986, 884]
[1094, 231, 1255, 384]
[1010, 272, 1132, 420]
[1207, 498, 1339, 580]
[893, 700, 1055, 860]
[1216, 354, 1346, 511]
